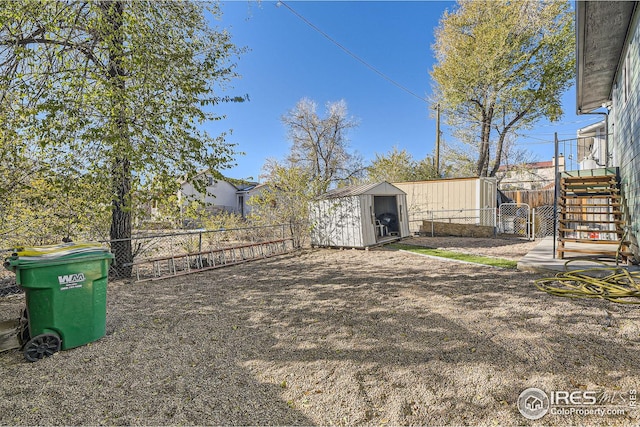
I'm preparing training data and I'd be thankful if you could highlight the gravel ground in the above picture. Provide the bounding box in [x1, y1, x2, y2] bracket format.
[397, 236, 539, 260]
[1, 237, 640, 425]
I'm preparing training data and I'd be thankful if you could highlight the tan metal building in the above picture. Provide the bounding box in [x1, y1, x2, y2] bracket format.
[393, 177, 497, 233]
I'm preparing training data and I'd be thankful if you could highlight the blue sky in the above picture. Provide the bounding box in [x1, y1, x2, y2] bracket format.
[208, 1, 599, 182]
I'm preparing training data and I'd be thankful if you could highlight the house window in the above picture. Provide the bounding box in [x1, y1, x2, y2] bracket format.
[207, 176, 214, 186]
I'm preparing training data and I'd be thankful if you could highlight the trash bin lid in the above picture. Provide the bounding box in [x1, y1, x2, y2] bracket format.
[12, 242, 109, 258]
[4, 242, 113, 271]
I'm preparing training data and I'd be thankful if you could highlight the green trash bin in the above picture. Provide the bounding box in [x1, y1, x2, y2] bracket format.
[4, 242, 114, 362]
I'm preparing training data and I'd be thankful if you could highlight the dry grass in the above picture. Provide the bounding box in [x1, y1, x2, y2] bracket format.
[1, 237, 639, 425]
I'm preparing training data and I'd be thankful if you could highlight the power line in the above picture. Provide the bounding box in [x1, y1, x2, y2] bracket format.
[276, 1, 428, 104]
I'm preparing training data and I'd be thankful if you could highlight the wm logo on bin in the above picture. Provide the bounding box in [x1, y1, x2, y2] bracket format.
[58, 273, 86, 285]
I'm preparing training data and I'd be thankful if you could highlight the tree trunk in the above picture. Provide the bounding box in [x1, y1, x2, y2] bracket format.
[476, 103, 494, 177]
[101, 0, 133, 277]
[110, 157, 133, 277]
[489, 109, 528, 177]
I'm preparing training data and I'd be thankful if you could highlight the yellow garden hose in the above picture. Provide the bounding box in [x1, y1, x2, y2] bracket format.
[535, 259, 640, 304]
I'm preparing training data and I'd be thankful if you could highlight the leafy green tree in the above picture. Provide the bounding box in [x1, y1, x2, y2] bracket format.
[431, 0, 574, 177]
[282, 98, 363, 195]
[0, 165, 111, 248]
[366, 147, 439, 182]
[440, 143, 477, 178]
[0, 1, 243, 275]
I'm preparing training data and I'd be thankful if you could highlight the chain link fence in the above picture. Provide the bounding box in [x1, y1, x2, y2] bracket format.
[409, 205, 554, 240]
[498, 203, 531, 239]
[409, 208, 497, 238]
[532, 205, 557, 238]
[0, 247, 19, 297]
[0, 223, 296, 296]
[104, 224, 294, 279]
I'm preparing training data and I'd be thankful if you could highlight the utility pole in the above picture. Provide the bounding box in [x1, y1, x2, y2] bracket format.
[435, 103, 441, 176]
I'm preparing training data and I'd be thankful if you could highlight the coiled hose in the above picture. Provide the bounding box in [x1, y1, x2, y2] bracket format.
[535, 259, 640, 304]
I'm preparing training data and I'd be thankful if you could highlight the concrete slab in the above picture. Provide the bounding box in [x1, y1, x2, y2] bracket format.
[517, 236, 638, 273]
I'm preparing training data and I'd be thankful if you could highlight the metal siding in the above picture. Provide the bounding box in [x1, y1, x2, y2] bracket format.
[394, 178, 498, 232]
[476, 179, 481, 213]
[397, 179, 478, 210]
[310, 196, 364, 247]
[610, 15, 640, 257]
[395, 179, 479, 216]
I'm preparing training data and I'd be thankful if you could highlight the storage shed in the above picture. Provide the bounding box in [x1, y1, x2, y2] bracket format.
[393, 177, 497, 233]
[310, 182, 410, 248]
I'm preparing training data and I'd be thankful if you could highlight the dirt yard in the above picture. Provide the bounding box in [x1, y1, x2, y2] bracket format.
[1, 237, 640, 425]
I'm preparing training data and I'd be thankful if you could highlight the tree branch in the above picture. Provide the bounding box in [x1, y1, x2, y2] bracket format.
[2, 36, 100, 67]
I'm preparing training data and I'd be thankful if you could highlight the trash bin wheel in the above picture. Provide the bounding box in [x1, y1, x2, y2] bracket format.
[23, 333, 61, 362]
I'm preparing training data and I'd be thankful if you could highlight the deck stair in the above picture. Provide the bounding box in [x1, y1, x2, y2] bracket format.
[557, 169, 629, 260]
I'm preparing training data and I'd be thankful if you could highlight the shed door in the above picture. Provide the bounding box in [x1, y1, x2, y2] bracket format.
[374, 196, 400, 234]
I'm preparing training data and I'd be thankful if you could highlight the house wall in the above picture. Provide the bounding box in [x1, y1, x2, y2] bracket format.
[394, 178, 496, 233]
[180, 178, 240, 214]
[577, 122, 607, 169]
[498, 157, 565, 190]
[499, 167, 555, 190]
[310, 196, 364, 248]
[610, 12, 640, 257]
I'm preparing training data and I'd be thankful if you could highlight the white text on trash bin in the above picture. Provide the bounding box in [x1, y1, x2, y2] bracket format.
[58, 273, 86, 290]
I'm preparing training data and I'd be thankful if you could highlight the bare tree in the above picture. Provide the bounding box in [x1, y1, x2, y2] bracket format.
[282, 98, 362, 195]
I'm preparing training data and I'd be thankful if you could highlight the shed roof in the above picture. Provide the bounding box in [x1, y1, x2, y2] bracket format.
[576, 1, 638, 113]
[318, 181, 406, 200]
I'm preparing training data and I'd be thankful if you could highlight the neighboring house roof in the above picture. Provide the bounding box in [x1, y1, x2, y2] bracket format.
[576, 1, 638, 113]
[497, 160, 556, 173]
[577, 120, 606, 136]
[234, 182, 259, 192]
[318, 181, 405, 200]
[247, 183, 269, 192]
[499, 163, 547, 173]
